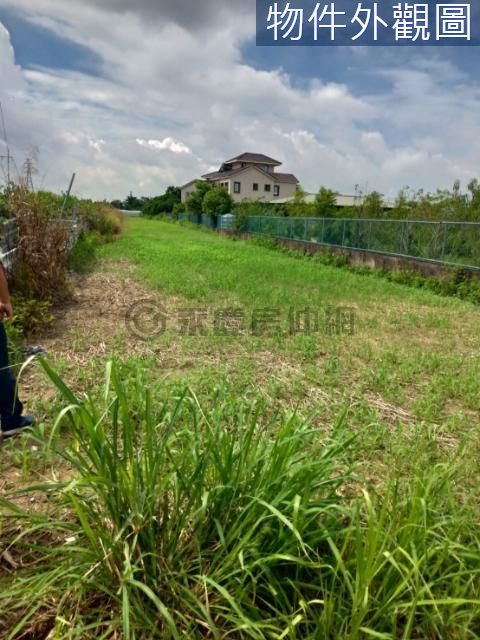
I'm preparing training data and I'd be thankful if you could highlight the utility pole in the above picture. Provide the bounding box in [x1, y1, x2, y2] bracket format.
[61, 173, 76, 216]
[0, 102, 12, 185]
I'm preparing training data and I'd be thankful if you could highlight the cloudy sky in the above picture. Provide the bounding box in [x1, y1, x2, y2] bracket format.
[0, 0, 479, 201]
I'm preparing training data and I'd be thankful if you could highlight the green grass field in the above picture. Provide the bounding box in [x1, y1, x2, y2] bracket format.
[1, 216, 479, 639]
[101, 218, 480, 475]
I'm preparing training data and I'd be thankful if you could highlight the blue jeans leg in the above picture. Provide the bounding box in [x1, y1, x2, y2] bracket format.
[0, 322, 23, 430]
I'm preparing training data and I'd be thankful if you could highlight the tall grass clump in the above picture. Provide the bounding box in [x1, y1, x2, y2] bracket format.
[67, 232, 100, 273]
[4, 188, 123, 334]
[67, 206, 123, 273]
[0, 361, 479, 639]
[10, 187, 72, 302]
[85, 203, 123, 237]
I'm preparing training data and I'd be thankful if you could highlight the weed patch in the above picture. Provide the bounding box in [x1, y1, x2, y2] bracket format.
[1, 361, 478, 639]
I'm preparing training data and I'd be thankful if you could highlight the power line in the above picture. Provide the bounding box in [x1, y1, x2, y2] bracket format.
[0, 101, 12, 185]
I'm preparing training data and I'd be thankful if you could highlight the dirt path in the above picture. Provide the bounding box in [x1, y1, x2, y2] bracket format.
[20, 260, 179, 403]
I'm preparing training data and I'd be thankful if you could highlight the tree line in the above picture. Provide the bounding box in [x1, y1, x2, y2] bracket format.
[112, 183, 233, 221]
[111, 178, 480, 223]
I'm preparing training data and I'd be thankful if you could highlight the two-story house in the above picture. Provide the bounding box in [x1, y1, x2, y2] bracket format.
[181, 153, 299, 204]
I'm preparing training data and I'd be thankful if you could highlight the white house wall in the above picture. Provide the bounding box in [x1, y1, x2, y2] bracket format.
[212, 167, 296, 203]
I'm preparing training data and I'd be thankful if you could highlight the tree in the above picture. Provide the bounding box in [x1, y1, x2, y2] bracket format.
[362, 191, 384, 218]
[124, 192, 144, 211]
[233, 200, 273, 230]
[287, 186, 312, 217]
[142, 186, 181, 217]
[313, 187, 337, 218]
[173, 202, 186, 216]
[391, 188, 414, 219]
[163, 186, 181, 206]
[202, 187, 233, 221]
[186, 181, 212, 215]
[466, 179, 480, 220]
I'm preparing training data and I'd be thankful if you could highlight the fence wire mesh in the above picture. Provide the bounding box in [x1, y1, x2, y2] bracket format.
[0, 219, 18, 255]
[245, 216, 480, 269]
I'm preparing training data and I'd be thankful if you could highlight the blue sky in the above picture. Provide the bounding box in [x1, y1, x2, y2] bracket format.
[0, 0, 479, 200]
[244, 42, 477, 93]
[0, 7, 102, 75]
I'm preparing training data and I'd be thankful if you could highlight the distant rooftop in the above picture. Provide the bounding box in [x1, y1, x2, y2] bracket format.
[272, 193, 395, 208]
[224, 152, 282, 166]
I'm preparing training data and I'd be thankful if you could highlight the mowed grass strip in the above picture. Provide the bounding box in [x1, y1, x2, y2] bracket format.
[97, 217, 480, 505]
[101, 217, 474, 308]
[100, 218, 480, 421]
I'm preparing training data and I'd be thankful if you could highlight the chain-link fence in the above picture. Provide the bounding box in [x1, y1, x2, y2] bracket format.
[245, 216, 480, 269]
[176, 212, 215, 228]
[164, 212, 480, 269]
[1, 214, 84, 263]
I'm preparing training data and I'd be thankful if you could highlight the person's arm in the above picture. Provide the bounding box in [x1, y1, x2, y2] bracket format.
[0, 263, 13, 320]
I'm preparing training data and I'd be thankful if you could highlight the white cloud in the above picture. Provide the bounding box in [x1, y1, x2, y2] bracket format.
[89, 138, 106, 152]
[136, 138, 192, 154]
[0, 2, 479, 200]
[0, 23, 24, 92]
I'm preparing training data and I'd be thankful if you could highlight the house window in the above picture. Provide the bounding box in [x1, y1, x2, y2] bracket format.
[264, 184, 271, 193]
[273, 185, 280, 197]
[253, 183, 258, 191]
[234, 181, 241, 194]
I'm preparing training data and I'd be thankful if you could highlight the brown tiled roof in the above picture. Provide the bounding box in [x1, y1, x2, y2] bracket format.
[224, 152, 282, 166]
[202, 165, 299, 185]
[201, 170, 237, 180]
[272, 172, 299, 184]
[202, 167, 249, 180]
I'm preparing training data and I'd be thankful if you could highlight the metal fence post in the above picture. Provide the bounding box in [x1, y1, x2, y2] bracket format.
[441, 222, 447, 260]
